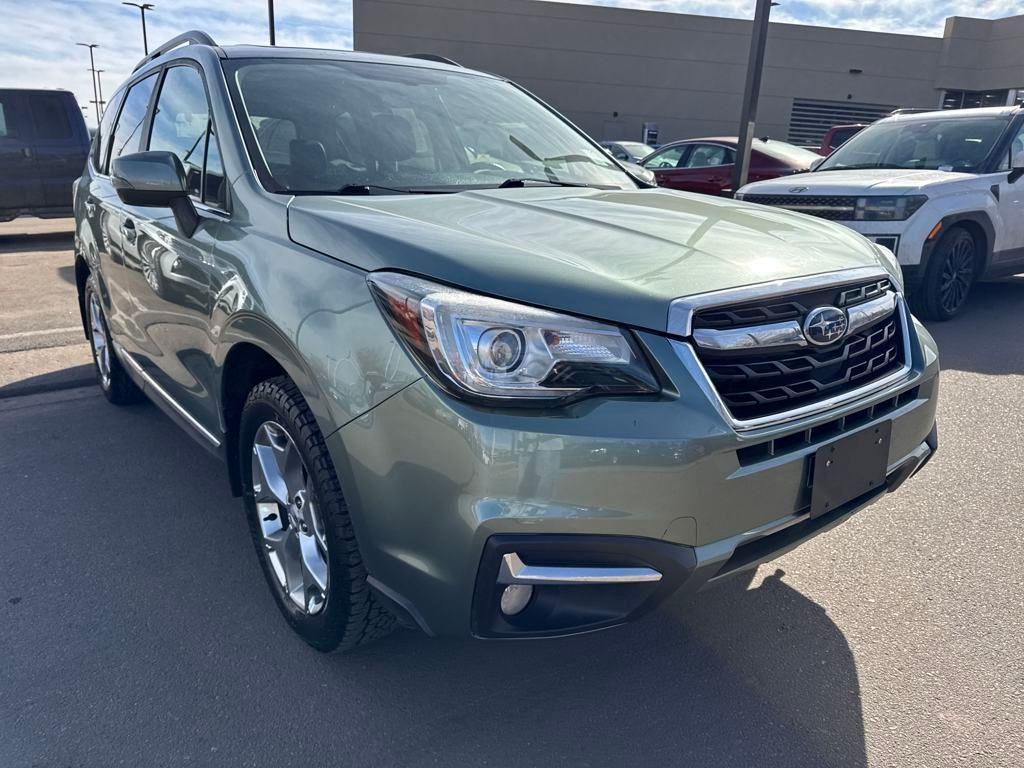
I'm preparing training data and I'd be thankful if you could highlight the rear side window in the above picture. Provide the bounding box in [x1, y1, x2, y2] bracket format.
[92, 91, 124, 171]
[0, 94, 21, 138]
[28, 93, 72, 140]
[108, 73, 157, 169]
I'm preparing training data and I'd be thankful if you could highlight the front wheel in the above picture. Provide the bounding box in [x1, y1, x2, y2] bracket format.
[240, 376, 395, 651]
[912, 227, 977, 321]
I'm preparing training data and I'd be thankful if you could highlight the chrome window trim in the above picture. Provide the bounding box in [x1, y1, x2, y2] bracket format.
[670, 294, 914, 433]
[667, 266, 891, 337]
[114, 342, 221, 447]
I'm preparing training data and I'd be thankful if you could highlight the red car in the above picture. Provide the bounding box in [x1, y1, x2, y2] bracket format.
[640, 137, 820, 196]
[818, 123, 867, 155]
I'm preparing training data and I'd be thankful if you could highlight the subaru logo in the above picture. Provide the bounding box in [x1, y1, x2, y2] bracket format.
[803, 306, 848, 346]
[789, 186, 808, 193]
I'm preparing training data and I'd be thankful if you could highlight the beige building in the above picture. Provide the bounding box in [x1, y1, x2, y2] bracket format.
[353, 0, 1024, 146]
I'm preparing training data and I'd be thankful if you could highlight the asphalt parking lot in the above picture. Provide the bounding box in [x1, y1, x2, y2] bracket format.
[1, 219, 1022, 768]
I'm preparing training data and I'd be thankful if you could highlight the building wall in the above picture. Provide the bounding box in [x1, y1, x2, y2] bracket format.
[353, 0, 1023, 144]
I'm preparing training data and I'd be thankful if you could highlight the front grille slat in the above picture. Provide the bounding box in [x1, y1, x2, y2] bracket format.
[690, 278, 905, 422]
[744, 194, 860, 221]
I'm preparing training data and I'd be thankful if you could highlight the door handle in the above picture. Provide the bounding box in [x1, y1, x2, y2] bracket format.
[84, 198, 97, 217]
[120, 218, 138, 244]
[20, 146, 32, 159]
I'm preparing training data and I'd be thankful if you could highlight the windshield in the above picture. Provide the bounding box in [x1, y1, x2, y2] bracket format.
[754, 139, 820, 167]
[228, 59, 634, 193]
[818, 115, 1011, 173]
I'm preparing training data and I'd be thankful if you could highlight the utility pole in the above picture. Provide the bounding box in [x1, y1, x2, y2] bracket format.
[76, 43, 100, 121]
[731, 0, 776, 195]
[268, 0, 276, 45]
[122, 3, 155, 55]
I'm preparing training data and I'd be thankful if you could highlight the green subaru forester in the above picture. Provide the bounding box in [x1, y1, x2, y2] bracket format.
[74, 32, 939, 650]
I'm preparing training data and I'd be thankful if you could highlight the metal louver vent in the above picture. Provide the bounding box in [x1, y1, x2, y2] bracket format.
[787, 98, 896, 146]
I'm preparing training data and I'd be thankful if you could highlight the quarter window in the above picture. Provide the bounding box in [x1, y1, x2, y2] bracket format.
[108, 74, 157, 170]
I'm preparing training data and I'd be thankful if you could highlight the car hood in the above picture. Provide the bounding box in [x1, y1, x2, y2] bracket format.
[741, 168, 973, 195]
[288, 187, 891, 333]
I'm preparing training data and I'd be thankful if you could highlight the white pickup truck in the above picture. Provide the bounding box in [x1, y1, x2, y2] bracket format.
[737, 106, 1024, 319]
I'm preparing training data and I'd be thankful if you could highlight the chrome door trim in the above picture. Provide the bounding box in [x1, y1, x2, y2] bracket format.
[667, 266, 891, 337]
[670, 296, 915, 433]
[114, 342, 222, 447]
[497, 553, 663, 585]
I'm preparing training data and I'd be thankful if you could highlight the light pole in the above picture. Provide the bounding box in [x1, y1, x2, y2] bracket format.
[268, 0, 276, 45]
[122, 2, 155, 55]
[95, 70, 106, 114]
[76, 42, 100, 119]
[731, 0, 777, 195]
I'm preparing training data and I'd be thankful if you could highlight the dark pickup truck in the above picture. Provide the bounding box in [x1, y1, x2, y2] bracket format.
[0, 88, 90, 222]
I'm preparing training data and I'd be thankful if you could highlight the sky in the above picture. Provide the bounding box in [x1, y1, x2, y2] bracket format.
[1, 0, 1020, 124]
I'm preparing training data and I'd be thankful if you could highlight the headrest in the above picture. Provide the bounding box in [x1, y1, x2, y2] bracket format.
[289, 139, 328, 181]
[371, 113, 416, 163]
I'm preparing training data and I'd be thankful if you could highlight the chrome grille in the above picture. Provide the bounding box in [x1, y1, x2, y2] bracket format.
[681, 275, 907, 424]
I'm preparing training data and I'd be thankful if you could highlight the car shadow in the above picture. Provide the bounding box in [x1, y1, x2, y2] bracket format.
[0, 230, 74, 254]
[922, 275, 1024, 376]
[296, 568, 866, 767]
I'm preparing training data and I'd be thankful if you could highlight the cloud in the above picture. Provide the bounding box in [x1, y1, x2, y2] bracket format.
[3, 0, 1020, 124]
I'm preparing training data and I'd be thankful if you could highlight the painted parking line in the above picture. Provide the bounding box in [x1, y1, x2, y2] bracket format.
[0, 326, 81, 341]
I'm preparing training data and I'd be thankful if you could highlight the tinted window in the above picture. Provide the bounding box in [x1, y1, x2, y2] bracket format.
[149, 66, 211, 197]
[998, 124, 1024, 170]
[684, 144, 733, 167]
[643, 145, 686, 169]
[92, 91, 124, 170]
[229, 60, 631, 192]
[829, 128, 860, 150]
[108, 74, 157, 169]
[29, 93, 72, 140]
[0, 94, 21, 138]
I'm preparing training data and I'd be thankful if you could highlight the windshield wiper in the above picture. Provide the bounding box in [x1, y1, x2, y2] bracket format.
[497, 177, 594, 189]
[817, 163, 907, 171]
[336, 184, 414, 195]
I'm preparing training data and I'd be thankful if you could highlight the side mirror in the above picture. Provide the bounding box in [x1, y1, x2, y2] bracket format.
[623, 161, 657, 187]
[110, 151, 199, 236]
[1009, 149, 1024, 183]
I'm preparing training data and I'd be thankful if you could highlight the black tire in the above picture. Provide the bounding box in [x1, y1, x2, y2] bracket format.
[239, 376, 395, 652]
[83, 275, 144, 405]
[912, 227, 978, 321]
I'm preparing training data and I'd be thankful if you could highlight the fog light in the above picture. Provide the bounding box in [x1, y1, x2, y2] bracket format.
[500, 584, 533, 616]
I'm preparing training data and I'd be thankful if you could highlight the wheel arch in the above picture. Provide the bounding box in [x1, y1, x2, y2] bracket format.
[925, 211, 995, 278]
[215, 315, 335, 497]
[74, 252, 91, 340]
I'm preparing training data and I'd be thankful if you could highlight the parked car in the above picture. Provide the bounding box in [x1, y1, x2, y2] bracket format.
[600, 140, 654, 163]
[737, 106, 1024, 320]
[818, 124, 867, 155]
[0, 88, 90, 222]
[641, 137, 820, 196]
[75, 31, 939, 651]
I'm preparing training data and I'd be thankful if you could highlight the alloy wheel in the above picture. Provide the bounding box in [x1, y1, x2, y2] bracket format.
[88, 290, 112, 388]
[939, 237, 974, 315]
[251, 421, 330, 615]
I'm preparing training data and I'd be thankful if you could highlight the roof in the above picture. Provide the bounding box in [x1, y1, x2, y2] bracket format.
[883, 106, 1021, 122]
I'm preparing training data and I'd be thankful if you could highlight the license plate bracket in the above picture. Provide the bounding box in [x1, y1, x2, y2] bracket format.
[810, 421, 892, 519]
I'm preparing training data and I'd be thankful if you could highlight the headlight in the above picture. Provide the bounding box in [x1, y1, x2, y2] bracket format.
[854, 195, 927, 221]
[873, 243, 905, 292]
[368, 272, 659, 405]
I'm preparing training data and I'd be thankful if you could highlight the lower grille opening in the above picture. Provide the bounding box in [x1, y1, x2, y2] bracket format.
[700, 313, 906, 422]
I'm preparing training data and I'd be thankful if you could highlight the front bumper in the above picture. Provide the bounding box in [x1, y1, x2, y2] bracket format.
[328, 315, 940, 638]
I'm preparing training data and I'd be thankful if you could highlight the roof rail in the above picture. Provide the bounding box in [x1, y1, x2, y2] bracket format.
[404, 53, 461, 67]
[132, 30, 217, 73]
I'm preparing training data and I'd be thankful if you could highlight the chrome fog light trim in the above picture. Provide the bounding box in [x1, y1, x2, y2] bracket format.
[497, 552, 663, 585]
